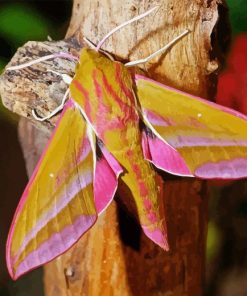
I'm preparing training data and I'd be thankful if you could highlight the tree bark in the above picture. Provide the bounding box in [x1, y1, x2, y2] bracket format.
[0, 0, 229, 295]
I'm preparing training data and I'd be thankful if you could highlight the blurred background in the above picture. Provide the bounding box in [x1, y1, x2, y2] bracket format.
[0, 1, 71, 295]
[0, 0, 246, 295]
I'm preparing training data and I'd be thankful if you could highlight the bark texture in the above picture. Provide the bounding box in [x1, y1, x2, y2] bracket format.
[0, 0, 229, 295]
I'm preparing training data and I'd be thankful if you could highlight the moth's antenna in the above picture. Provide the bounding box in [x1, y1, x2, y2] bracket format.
[6, 52, 78, 71]
[96, 6, 158, 51]
[32, 88, 70, 122]
[83, 37, 97, 49]
[83, 37, 115, 61]
[125, 29, 190, 67]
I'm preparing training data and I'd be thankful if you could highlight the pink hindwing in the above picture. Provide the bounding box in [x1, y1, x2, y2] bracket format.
[94, 140, 123, 214]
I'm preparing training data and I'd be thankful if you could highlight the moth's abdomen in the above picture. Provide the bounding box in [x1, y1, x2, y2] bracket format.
[115, 144, 169, 250]
[70, 49, 168, 250]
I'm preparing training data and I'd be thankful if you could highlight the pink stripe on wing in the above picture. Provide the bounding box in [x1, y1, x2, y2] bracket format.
[142, 130, 192, 177]
[72, 80, 92, 120]
[142, 226, 169, 251]
[100, 145, 123, 176]
[144, 108, 247, 148]
[145, 109, 175, 127]
[166, 136, 247, 148]
[94, 145, 122, 214]
[135, 75, 247, 121]
[115, 63, 134, 100]
[195, 158, 247, 179]
[13, 169, 93, 263]
[6, 100, 77, 277]
[94, 157, 117, 214]
[13, 214, 96, 280]
[55, 137, 91, 188]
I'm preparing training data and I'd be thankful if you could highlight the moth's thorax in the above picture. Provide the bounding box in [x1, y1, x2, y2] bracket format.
[70, 47, 139, 145]
[77, 48, 114, 73]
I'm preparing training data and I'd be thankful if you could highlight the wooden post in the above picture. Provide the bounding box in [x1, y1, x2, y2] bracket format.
[0, 0, 229, 295]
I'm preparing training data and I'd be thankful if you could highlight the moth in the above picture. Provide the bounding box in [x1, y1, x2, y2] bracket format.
[6, 7, 247, 280]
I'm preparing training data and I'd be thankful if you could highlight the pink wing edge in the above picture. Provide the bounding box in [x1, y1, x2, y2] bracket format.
[94, 144, 123, 215]
[136, 75, 247, 180]
[135, 74, 247, 122]
[141, 127, 193, 177]
[6, 99, 94, 280]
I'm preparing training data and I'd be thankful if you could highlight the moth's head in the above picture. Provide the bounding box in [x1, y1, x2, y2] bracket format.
[76, 47, 114, 75]
[80, 47, 110, 63]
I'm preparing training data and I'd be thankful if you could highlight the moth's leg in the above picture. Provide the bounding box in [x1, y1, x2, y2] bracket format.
[32, 88, 70, 122]
[125, 29, 190, 67]
[6, 51, 76, 121]
[96, 6, 158, 51]
[32, 69, 73, 121]
[47, 69, 73, 85]
[6, 52, 78, 71]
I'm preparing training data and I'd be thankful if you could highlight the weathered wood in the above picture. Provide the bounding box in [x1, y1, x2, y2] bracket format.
[0, 39, 80, 133]
[67, 0, 220, 97]
[0, 0, 229, 295]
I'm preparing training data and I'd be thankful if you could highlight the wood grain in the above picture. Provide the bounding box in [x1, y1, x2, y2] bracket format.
[0, 39, 81, 132]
